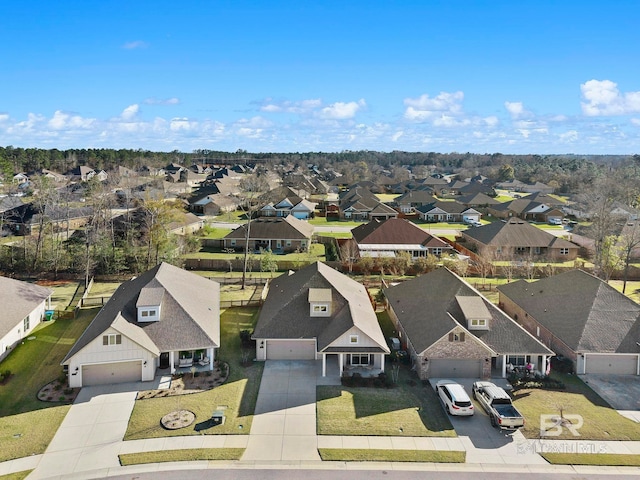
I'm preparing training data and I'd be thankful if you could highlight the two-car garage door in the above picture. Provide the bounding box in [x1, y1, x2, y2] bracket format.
[584, 354, 638, 375]
[82, 361, 142, 386]
[266, 340, 316, 360]
[428, 359, 483, 378]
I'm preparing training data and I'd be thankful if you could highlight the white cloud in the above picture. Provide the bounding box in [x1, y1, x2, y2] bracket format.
[121, 104, 139, 120]
[48, 110, 95, 130]
[170, 117, 194, 131]
[391, 131, 404, 142]
[258, 98, 322, 114]
[505, 101, 524, 117]
[632, 118, 640, 126]
[484, 116, 499, 127]
[318, 99, 366, 119]
[122, 40, 148, 50]
[143, 97, 180, 105]
[0, 113, 9, 122]
[581, 79, 640, 116]
[559, 130, 579, 141]
[403, 91, 464, 121]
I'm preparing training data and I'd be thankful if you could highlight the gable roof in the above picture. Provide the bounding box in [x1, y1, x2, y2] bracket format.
[522, 192, 564, 206]
[62, 263, 220, 364]
[352, 218, 449, 249]
[497, 270, 640, 353]
[0, 276, 52, 338]
[395, 190, 437, 205]
[462, 218, 577, 249]
[457, 192, 501, 206]
[416, 200, 473, 215]
[253, 262, 388, 352]
[224, 215, 314, 240]
[384, 268, 552, 355]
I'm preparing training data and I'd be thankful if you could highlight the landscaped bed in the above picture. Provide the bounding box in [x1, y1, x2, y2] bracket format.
[136, 362, 229, 399]
[513, 373, 640, 440]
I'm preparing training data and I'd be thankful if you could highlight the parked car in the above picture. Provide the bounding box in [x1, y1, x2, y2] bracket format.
[435, 380, 474, 416]
[472, 381, 525, 430]
[548, 218, 562, 225]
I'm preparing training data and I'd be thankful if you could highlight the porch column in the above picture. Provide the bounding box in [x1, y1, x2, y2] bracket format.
[380, 353, 385, 373]
[501, 354, 507, 378]
[208, 347, 214, 371]
[338, 354, 343, 376]
[541, 355, 546, 376]
[169, 351, 175, 374]
[322, 354, 326, 377]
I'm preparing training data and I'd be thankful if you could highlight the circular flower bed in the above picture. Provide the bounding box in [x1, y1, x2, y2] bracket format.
[161, 410, 195, 430]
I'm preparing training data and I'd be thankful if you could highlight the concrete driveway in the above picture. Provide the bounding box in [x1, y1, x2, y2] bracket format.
[583, 374, 640, 417]
[242, 360, 330, 462]
[29, 381, 150, 479]
[430, 378, 547, 465]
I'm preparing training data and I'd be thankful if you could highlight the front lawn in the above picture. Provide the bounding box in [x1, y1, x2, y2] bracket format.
[183, 243, 325, 262]
[513, 373, 640, 440]
[308, 217, 363, 227]
[317, 360, 455, 438]
[0, 309, 96, 462]
[124, 307, 263, 440]
[541, 453, 640, 466]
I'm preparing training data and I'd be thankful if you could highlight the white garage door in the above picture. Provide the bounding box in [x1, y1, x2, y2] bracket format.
[585, 354, 638, 375]
[429, 359, 483, 378]
[267, 340, 316, 360]
[82, 361, 142, 386]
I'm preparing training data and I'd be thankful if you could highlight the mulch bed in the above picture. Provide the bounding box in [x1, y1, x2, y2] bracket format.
[136, 362, 230, 400]
[161, 410, 196, 430]
[38, 379, 81, 404]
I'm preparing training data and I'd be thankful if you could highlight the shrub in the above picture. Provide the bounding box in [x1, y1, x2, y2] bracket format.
[551, 356, 574, 374]
[64, 388, 73, 395]
[59, 396, 66, 402]
[54, 383, 62, 391]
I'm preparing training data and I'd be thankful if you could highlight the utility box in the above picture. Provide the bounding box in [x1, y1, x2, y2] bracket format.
[389, 337, 401, 351]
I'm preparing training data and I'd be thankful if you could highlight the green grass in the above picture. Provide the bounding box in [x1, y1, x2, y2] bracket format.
[541, 453, 640, 466]
[375, 194, 400, 203]
[87, 282, 121, 297]
[316, 367, 455, 437]
[0, 309, 96, 462]
[0, 407, 70, 462]
[119, 448, 245, 465]
[0, 471, 33, 480]
[318, 448, 465, 463]
[183, 243, 326, 262]
[124, 307, 263, 440]
[47, 281, 82, 310]
[200, 227, 233, 239]
[220, 284, 260, 302]
[315, 231, 353, 238]
[308, 217, 363, 227]
[608, 280, 640, 303]
[513, 373, 640, 440]
[213, 211, 248, 223]
[493, 195, 515, 202]
[0, 309, 96, 415]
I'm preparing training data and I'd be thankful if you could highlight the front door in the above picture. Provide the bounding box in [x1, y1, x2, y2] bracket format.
[159, 352, 170, 369]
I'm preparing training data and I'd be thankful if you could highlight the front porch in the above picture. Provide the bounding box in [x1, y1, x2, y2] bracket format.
[158, 347, 216, 374]
[492, 353, 551, 378]
[320, 350, 386, 377]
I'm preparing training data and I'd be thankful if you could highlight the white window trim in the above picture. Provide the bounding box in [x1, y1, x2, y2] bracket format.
[103, 334, 122, 346]
[349, 335, 359, 344]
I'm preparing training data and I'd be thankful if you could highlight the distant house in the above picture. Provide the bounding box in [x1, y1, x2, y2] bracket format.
[253, 262, 389, 377]
[67, 166, 98, 182]
[416, 200, 482, 223]
[384, 268, 553, 379]
[498, 269, 640, 375]
[190, 194, 240, 216]
[12, 173, 29, 184]
[222, 216, 314, 253]
[62, 263, 220, 387]
[488, 199, 563, 223]
[456, 192, 501, 208]
[0, 276, 52, 362]
[339, 187, 398, 220]
[394, 190, 437, 213]
[352, 217, 453, 259]
[461, 218, 578, 260]
[3, 203, 93, 236]
[260, 198, 316, 219]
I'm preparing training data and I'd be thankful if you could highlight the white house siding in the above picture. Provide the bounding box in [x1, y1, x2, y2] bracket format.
[330, 326, 381, 349]
[67, 327, 157, 388]
[0, 299, 48, 362]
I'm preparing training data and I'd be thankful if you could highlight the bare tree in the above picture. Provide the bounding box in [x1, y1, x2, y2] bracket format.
[617, 221, 640, 293]
[339, 239, 359, 273]
[473, 247, 496, 284]
[238, 175, 269, 289]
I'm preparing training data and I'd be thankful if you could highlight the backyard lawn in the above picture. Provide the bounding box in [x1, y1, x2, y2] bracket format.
[513, 373, 640, 441]
[124, 307, 263, 440]
[183, 242, 326, 263]
[0, 308, 97, 462]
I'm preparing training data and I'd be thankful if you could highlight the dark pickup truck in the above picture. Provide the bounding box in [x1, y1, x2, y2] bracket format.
[472, 381, 525, 430]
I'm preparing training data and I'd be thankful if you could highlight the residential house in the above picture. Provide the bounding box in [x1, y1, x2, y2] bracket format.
[522, 192, 564, 207]
[62, 263, 220, 387]
[519, 182, 554, 194]
[461, 218, 578, 260]
[190, 193, 240, 216]
[12, 173, 29, 185]
[260, 198, 316, 219]
[495, 179, 526, 191]
[352, 217, 453, 259]
[416, 200, 482, 223]
[3, 203, 93, 236]
[0, 276, 52, 362]
[67, 166, 98, 182]
[488, 199, 564, 223]
[222, 215, 314, 253]
[456, 192, 501, 208]
[498, 269, 640, 375]
[394, 190, 437, 214]
[384, 268, 553, 379]
[252, 262, 390, 377]
[339, 187, 398, 220]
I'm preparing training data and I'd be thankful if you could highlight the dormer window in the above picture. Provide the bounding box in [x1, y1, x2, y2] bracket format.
[470, 318, 487, 328]
[136, 285, 164, 322]
[309, 288, 332, 317]
[455, 295, 491, 330]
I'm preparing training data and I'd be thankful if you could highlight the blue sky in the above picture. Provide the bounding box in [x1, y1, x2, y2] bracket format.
[1, 0, 639, 154]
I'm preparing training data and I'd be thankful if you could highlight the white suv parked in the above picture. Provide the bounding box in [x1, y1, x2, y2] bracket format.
[435, 380, 474, 416]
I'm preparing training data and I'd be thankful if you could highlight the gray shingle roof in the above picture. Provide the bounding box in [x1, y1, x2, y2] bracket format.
[462, 218, 577, 249]
[497, 270, 640, 353]
[0, 276, 52, 338]
[352, 218, 450, 249]
[224, 216, 314, 240]
[253, 262, 388, 352]
[383, 268, 552, 355]
[62, 263, 220, 364]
